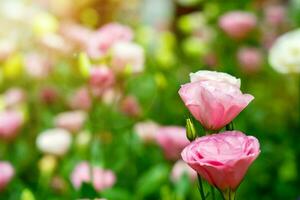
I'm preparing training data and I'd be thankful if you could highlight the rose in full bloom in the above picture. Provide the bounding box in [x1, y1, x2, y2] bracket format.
[0, 161, 14, 191]
[171, 160, 197, 183]
[111, 41, 145, 74]
[0, 110, 23, 140]
[219, 11, 257, 39]
[134, 120, 160, 143]
[54, 110, 87, 132]
[86, 23, 133, 59]
[155, 126, 190, 160]
[237, 47, 262, 73]
[71, 162, 116, 192]
[181, 131, 260, 191]
[179, 71, 254, 131]
[36, 128, 72, 156]
[268, 29, 300, 74]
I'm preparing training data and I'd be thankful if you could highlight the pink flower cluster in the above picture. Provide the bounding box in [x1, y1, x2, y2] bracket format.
[178, 70, 260, 193]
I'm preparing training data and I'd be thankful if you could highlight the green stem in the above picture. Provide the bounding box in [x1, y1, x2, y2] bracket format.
[221, 189, 236, 200]
[210, 185, 216, 200]
[197, 174, 206, 200]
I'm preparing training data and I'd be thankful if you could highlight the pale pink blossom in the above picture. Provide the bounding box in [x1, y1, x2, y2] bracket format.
[0, 161, 14, 191]
[219, 11, 257, 39]
[181, 131, 260, 191]
[86, 23, 133, 59]
[155, 126, 190, 160]
[237, 47, 263, 73]
[71, 162, 116, 192]
[111, 41, 145, 74]
[54, 111, 86, 132]
[24, 53, 51, 79]
[171, 160, 197, 183]
[0, 110, 23, 140]
[3, 88, 26, 108]
[134, 120, 160, 142]
[264, 5, 286, 26]
[89, 66, 115, 92]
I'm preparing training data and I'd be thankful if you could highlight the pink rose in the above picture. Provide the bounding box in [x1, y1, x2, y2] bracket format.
[179, 71, 254, 130]
[89, 66, 115, 93]
[237, 47, 263, 73]
[0, 161, 14, 191]
[171, 160, 197, 183]
[0, 110, 23, 140]
[219, 11, 257, 39]
[69, 87, 91, 110]
[155, 126, 190, 160]
[54, 111, 86, 132]
[111, 41, 145, 74]
[134, 120, 160, 143]
[71, 162, 116, 192]
[87, 23, 133, 59]
[181, 131, 260, 191]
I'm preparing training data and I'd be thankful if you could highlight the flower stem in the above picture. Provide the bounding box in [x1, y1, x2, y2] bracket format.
[221, 189, 236, 200]
[197, 174, 206, 200]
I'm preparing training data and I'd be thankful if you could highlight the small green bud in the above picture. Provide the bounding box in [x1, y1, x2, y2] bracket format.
[186, 118, 197, 141]
[78, 52, 91, 78]
[21, 189, 35, 200]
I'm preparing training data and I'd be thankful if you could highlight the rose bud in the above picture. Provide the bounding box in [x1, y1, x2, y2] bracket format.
[36, 128, 72, 156]
[71, 162, 116, 192]
[54, 110, 87, 133]
[181, 131, 260, 198]
[237, 47, 263, 73]
[0, 110, 23, 140]
[155, 126, 190, 160]
[39, 87, 59, 104]
[121, 96, 141, 117]
[219, 11, 257, 39]
[86, 23, 133, 59]
[69, 87, 91, 111]
[171, 160, 196, 183]
[179, 70, 254, 131]
[134, 120, 160, 143]
[0, 161, 14, 191]
[111, 42, 145, 74]
[89, 66, 115, 95]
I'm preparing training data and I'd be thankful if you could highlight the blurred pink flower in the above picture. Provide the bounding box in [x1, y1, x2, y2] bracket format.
[155, 126, 190, 160]
[0, 41, 15, 61]
[101, 89, 121, 105]
[86, 23, 133, 59]
[237, 47, 263, 73]
[60, 23, 93, 48]
[3, 88, 26, 108]
[71, 162, 116, 192]
[121, 96, 141, 117]
[179, 71, 254, 131]
[0, 161, 14, 191]
[89, 66, 115, 92]
[264, 5, 286, 26]
[219, 11, 257, 39]
[134, 120, 160, 143]
[181, 131, 260, 191]
[24, 53, 52, 79]
[54, 111, 86, 132]
[111, 41, 145, 74]
[69, 87, 91, 110]
[39, 87, 59, 104]
[171, 160, 197, 183]
[0, 110, 23, 140]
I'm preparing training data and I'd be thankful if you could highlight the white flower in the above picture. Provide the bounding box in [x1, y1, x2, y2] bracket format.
[111, 41, 145, 74]
[269, 29, 300, 74]
[189, 70, 241, 88]
[134, 120, 160, 142]
[36, 128, 72, 156]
